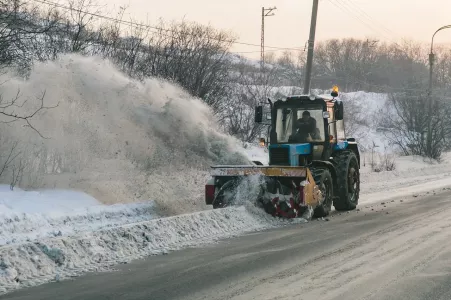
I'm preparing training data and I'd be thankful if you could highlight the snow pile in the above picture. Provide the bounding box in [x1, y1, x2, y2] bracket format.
[0, 54, 250, 215]
[0, 204, 305, 295]
[0, 185, 157, 246]
[0, 186, 99, 214]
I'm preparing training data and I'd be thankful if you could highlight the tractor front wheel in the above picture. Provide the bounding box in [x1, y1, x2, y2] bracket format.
[312, 168, 334, 218]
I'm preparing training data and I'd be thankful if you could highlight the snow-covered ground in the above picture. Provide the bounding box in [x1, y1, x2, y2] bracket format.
[0, 186, 157, 246]
[2, 148, 451, 295]
[0, 54, 447, 295]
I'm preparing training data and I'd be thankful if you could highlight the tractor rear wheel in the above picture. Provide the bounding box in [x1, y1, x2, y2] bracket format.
[312, 168, 333, 218]
[333, 151, 360, 211]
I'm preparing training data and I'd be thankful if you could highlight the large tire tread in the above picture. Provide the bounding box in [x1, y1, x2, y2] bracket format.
[311, 168, 333, 218]
[333, 151, 360, 211]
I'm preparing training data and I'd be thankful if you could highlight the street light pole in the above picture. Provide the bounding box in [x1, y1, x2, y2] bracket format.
[303, 0, 319, 95]
[426, 25, 451, 156]
[261, 6, 277, 70]
[428, 25, 451, 96]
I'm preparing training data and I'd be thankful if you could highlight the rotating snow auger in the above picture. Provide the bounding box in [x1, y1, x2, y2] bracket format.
[205, 87, 361, 220]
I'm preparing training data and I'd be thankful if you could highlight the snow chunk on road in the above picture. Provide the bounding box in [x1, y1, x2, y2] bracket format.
[0, 205, 303, 295]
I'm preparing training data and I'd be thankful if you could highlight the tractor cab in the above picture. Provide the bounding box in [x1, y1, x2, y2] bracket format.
[255, 86, 352, 167]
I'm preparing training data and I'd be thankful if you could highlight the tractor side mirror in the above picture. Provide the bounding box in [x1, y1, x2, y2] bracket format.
[335, 101, 344, 120]
[255, 106, 263, 123]
[266, 112, 272, 120]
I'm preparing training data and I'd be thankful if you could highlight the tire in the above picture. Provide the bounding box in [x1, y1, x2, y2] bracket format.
[212, 180, 237, 209]
[333, 151, 360, 211]
[312, 168, 334, 218]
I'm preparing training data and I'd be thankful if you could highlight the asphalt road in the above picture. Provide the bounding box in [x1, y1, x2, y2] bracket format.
[4, 190, 451, 300]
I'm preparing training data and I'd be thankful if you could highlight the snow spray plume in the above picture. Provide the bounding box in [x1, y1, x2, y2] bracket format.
[0, 54, 250, 215]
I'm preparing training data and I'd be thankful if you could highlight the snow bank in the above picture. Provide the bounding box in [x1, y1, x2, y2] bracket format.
[0, 185, 157, 246]
[360, 152, 451, 204]
[0, 204, 305, 295]
[0, 186, 99, 215]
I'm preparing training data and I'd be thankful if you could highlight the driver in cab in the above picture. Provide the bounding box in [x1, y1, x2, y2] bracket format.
[289, 111, 319, 143]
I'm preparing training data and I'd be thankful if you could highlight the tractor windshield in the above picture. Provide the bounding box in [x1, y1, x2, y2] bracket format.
[275, 108, 325, 143]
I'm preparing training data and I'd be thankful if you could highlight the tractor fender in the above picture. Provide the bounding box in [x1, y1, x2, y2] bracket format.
[346, 142, 361, 168]
[335, 142, 361, 169]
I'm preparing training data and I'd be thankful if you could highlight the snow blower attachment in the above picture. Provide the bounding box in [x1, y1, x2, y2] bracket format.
[205, 87, 361, 219]
[206, 166, 322, 218]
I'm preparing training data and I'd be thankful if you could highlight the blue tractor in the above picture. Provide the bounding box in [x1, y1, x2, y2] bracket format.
[205, 87, 360, 219]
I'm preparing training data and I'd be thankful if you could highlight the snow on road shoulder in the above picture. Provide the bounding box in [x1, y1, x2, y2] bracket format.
[0, 186, 157, 246]
[0, 186, 99, 214]
[360, 152, 451, 204]
[0, 204, 303, 295]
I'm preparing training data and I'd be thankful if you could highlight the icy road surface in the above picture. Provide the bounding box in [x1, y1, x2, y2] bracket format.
[4, 190, 451, 300]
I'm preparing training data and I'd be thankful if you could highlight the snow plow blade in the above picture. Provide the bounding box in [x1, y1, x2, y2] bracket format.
[206, 165, 322, 219]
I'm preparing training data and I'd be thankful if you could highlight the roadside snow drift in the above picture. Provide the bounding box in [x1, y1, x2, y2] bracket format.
[0, 185, 157, 246]
[0, 204, 306, 294]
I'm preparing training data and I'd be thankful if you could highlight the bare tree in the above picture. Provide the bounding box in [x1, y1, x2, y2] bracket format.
[119, 19, 236, 113]
[0, 0, 59, 71]
[340, 93, 371, 144]
[0, 89, 58, 137]
[220, 58, 287, 143]
[9, 156, 24, 190]
[379, 85, 451, 160]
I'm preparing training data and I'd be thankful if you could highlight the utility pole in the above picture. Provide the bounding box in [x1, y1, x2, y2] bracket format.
[261, 6, 277, 70]
[303, 0, 319, 95]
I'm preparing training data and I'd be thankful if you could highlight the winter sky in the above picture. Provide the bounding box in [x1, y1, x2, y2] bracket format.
[97, 0, 451, 59]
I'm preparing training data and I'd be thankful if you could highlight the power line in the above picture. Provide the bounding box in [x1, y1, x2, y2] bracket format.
[231, 48, 304, 54]
[328, 0, 395, 42]
[332, 0, 387, 38]
[342, 0, 398, 38]
[32, 0, 305, 52]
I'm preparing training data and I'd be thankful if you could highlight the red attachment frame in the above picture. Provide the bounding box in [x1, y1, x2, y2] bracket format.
[205, 184, 215, 205]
